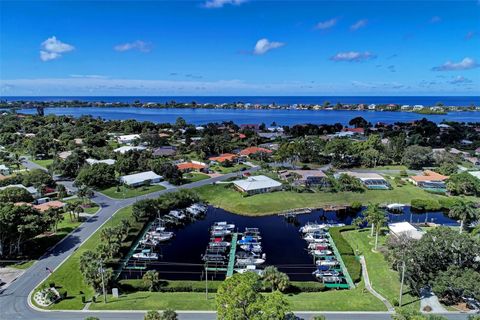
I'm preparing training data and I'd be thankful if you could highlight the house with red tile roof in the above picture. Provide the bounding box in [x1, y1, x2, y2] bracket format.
[238, 147, 272, 157]
[208, 153, 238, 163]
[176, 161, 207, 172]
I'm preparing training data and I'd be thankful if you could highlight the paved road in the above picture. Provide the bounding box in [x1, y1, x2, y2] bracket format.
[0, 160, 473, 319]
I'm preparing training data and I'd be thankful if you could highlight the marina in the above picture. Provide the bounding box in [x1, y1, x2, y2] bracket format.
[119, 205, 458, 282]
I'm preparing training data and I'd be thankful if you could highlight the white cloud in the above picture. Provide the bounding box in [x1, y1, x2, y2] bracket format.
[330, 51, 376, 62]
[69, 74, 108, 79]
[449, 76, 473, 84]
[114, 40, 152, 52]
[39, 36, 74, 61]
[253, 38, 285, 55]
[432, 57, 479, 71]
[315, 18, 337, 30]
[350, 19, 368, 31]
[203, 0, 247, 8]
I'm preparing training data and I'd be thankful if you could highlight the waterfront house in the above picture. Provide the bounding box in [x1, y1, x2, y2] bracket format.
[176, 161, 207, 172]
[279, 170, 329, 187]
[86, 158, 116, 165]
[343, 127, 365, 135]
[409, 170, 449, 191]
[117, 134, 140, 144]
[413, 105, 424, 111]
[113, 146, 147, 154]
[335, 171, 390, 189]
[120, 171, 163, 187]
[388, 222, 424, 240]
[152, 146, 177, 157]
[0, 184, 41, 198]
[367, 104, 376, 110]
[233, 175, 282, 195]
[208, 153, 238, 164]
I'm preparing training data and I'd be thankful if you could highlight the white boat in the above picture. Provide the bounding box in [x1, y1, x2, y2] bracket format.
[240, 244, 262, 253]
[313, 270, 341, 278]
[209, 241, 230, 247]
[132, 250, 158, 260]
[139, 237, 159, 246]
[300, 223, 327, 233]
[147, 231, 174, 242]
[191, 203, 207, 212]
[386, 203, 406, 211]
[236, 258, 265, 266]
[316, 260, 339, 267]
[214, 221, 235, 230]
[186, 206, 201, 216]
[169, 210, 186, 220]
[235, 265, 264, 276]
[303, 234, 328, 242]
[326, 223, 346, 228]
[311, 250, 333, 256]
[308, 243, 330, 250]
[211, 229, 231, 237]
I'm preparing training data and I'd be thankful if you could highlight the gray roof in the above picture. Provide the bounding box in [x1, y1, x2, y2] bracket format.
[120, 171, 162, 185]
[233, 175, 282, 191]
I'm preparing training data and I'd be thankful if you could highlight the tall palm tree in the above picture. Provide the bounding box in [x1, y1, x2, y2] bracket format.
[373, 210, 387, 250]
[363, 203, 382, 237]
[448, 201, 479, 234]
[262, 266, 290, 292]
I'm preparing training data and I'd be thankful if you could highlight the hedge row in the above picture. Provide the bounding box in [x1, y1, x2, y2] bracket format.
[329, 226, 362, 283]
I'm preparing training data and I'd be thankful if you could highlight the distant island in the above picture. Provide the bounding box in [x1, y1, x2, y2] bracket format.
[2, 99, 480, 114]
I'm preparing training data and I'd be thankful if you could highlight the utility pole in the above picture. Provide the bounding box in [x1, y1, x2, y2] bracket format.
[399, 260, 406, 307]
[98, 262, 107, 304]
[205, 265, 208, 300]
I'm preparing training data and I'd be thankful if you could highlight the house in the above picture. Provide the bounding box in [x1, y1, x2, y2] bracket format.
[113, 146, 147, 154]
[117, 134, 140, 144]
[176, 161, 207, 172]
[343, 127, 365, 135]
[86, 158, 116, 165]
[278, 170, 329, 187]
[388, 222, 424, 240]
[400, 105, 411, 110]
[367, 104, 376, 110]
[409, 170, 449, 190]
[460, 139, 473, 146]
[152, 146, 177, 157]
[0, 164, 11, 175]
[0, 184, 41, 198]
[208, 153, 238, 164]
[232, 175, 282, 195]
[74, 138, 83, 145]
[335, 171, 390, 190]
[413, 105, 424, 111]
[465, 156, 480, 166]
[58, 151, 72, 160]
[33, 200, 66, 212]
[238, 147, 272, 157]
[468, 171, 480, 181]
[120, 171, 163, 187]
[258, 132, 284, 140]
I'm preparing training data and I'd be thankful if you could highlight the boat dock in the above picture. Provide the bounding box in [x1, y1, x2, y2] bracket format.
[278, 205, 350, 217]
[326, 232, 354, 289]
[205, 232, 238, 277]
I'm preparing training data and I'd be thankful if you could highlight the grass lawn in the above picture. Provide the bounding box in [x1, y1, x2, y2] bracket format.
[100, 184, 166, 199]
[30, 158, 54, 168]
[64, 198, 100, 215]
[35, 206, 139, 310]
[196, 182, 447, 215]
[90, 278, 385, 311]
[183, 172, 210, 183]
[342, 229, 420, 311]
[353, 165, 409, 171]
[210, 163, 248, 174]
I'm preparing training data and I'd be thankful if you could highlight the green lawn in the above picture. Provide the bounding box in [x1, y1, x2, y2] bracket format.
[100, 184, 166, 199]
[342, 229, 420, 311]
[34, 206, 138, 310]
[90, 278, 385, 311]
[210, 163, 249, 174]
[183, 172, 210, 183]
[30, 158, 54, 168]
[64, 198, 100, 215]
[196, 182, 447, 215]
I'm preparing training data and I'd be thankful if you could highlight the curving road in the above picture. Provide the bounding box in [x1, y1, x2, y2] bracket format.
[0, 161, 472, 319]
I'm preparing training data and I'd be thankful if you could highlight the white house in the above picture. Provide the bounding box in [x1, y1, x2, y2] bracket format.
[86, 158, 116, 165]
[117, 134, 140, 144]
[388, 222, 424, 240]
[413, 105, 424, 111]
[367, 104, 376, 110]
[0, 184, 41, 198]
[113, 146, 147, 154]
[232, 175, 282, 195]
[120, 171, 163, 187]
[400, 105, 411, 110]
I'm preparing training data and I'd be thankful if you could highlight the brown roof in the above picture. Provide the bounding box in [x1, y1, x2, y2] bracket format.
[410, 170, 448, 182]
[209, 153, 237, 163]
[239, 147, 272, 156]
[34, 201, 66, 212]
[176, 162, 206, 171]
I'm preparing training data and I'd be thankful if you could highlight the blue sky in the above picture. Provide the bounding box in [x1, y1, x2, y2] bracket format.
[0, 0, 479, 96]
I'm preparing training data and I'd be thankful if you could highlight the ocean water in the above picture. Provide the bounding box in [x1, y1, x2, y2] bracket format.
[14, 106, 480, 125]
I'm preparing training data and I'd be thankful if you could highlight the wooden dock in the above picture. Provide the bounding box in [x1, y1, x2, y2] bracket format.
[278, 205, 350, 217]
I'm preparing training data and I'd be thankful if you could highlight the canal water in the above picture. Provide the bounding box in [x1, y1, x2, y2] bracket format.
[119, 206, 458, 282]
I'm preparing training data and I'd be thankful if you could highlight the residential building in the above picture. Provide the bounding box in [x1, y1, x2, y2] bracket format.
[232, 175, 282, 195]
[335, 171, 390, 190]
[117, 134, 140, 144]
[0, 184, 41, 198]
[152, 146, 177, 157]
[120, 171, 163, 187]
[0, 164, 11, 175]
[278, 170, 329, 187]
[113, 146, 147, 154]
[176, 161, 207, 172]
[409, 170, 449, 190]
[86, 158, 116, 165]
[208, 153, 238, 164]
[238, 146, 272, 157]
[388, 222, 424, 240]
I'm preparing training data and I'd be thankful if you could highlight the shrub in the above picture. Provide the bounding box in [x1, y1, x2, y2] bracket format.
[350, 201, 362, 210]
[410, 198, 442, 211]
[343, 255, 361, 283]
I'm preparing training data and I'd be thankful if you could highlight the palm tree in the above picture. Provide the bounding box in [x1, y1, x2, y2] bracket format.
[352, 217, 364, 230]
[373, 211, 387, 250]
[448, 201, 479, 234]
[363, 203, 382, 237]
[262, 266, 290, 292]
[65, 202, 76, 222]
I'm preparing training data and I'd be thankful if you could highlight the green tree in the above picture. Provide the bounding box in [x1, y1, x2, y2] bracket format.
[22, 169, 54, 188]
[352, 217, 364, 230]
[142, 270, 160, 292]
[349, 116, 368, 128]
[432, 266, 480, 304]
[144, 311, 162, 320]
[0, 186, 34, 203]
[447, 172, 480, 196]
[75, 163, 116, 188]
[159, 309, 178, 320]
[261, 266, 290, 292]
[448, 201, 479, 233]
[401, 145, 432, 169]
[363, 203, 386, 249]
[79, 250, 113, 293]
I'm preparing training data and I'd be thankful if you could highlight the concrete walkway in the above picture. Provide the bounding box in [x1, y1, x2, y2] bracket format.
[420, 287, 448, 313]
[359, 256, 395, 312]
